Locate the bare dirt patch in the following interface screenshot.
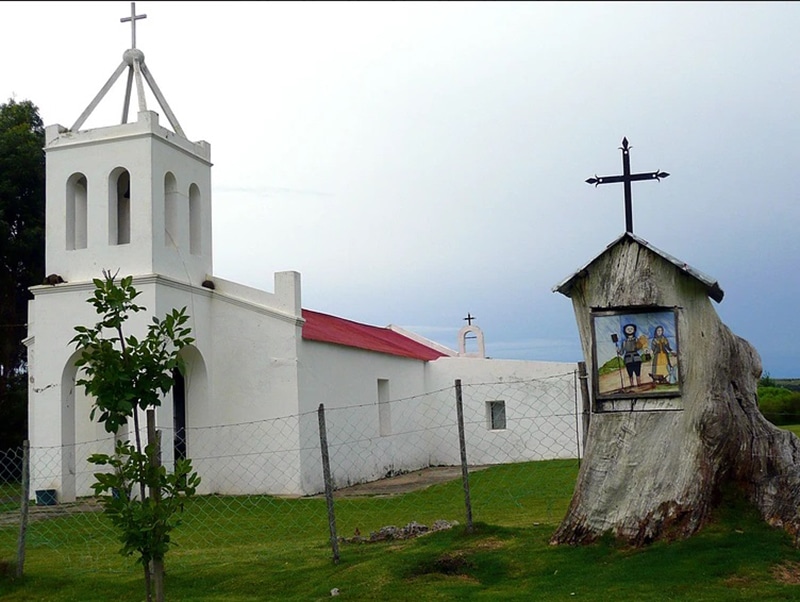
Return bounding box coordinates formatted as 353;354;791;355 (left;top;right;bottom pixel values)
474;537;507;551
772;561;800;584
329;465;488;498
0;497;102;527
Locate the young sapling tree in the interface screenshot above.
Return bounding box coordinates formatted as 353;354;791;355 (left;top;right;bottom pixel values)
71;270;200;602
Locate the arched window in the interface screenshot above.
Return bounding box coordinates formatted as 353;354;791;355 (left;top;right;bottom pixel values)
189;183;201;255
66;173;87;250
164;172;179;247
109;168;131;245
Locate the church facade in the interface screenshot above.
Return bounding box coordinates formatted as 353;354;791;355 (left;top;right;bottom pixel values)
25;11;578;501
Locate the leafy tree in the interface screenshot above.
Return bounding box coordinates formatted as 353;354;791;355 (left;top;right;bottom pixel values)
72;271;200;602
0;98;45;450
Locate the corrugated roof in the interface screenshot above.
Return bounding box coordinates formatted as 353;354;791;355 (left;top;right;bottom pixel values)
553;232;724;303
301;309;447;361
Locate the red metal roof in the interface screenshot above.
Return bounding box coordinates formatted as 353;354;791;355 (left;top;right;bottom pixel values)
301;309;446;361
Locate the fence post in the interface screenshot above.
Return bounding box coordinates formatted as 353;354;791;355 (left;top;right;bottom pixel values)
16;440;30;578
454;379;473;533
577;362;591;456
317;403;340;563
147;409;165;602
572;369;581;461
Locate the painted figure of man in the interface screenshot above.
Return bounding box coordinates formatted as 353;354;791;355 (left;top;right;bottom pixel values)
618;323;647;388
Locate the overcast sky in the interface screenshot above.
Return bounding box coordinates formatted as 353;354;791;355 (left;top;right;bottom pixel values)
3;1;799;377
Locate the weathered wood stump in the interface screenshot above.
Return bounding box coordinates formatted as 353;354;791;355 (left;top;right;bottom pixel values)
552;234;800;545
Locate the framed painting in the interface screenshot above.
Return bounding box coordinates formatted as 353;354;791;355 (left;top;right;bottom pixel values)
591;307;681;400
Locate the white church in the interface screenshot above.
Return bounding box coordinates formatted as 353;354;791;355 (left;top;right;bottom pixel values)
25;4;578;501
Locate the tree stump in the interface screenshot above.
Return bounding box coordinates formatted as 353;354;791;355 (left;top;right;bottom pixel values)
552;235;800;545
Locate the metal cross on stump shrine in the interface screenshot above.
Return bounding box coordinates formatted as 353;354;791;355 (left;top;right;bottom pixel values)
586;138;669;234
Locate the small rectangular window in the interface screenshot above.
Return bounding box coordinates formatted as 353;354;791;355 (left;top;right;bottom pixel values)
487;400;506;430
378;379;391;436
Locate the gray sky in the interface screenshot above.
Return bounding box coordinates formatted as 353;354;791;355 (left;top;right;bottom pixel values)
3;1;799;376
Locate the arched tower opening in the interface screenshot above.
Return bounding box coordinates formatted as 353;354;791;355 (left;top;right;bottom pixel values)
66;173;88;250
109;168;131;245
189;183;201;256
164;172;179;248
458;325;486;358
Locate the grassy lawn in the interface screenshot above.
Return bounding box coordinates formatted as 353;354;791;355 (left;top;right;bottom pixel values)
1;459;800;601
0;484;20;515
782;424;800;438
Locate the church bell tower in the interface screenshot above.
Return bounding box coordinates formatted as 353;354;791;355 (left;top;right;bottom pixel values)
27;3;215;503
43;2;212;286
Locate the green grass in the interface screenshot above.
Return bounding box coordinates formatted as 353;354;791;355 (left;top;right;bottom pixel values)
2;460;800;601
782;424;800;438
0;484;20;514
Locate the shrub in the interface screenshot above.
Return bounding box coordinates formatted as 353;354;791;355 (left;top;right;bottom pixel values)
757;386;800;426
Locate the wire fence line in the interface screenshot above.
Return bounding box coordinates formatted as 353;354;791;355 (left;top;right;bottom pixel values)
1;370;585;574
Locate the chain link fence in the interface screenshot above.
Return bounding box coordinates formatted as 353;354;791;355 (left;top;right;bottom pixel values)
1;371;584;574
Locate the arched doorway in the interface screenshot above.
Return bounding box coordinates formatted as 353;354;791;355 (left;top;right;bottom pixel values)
172;367;187;463
60;353;117;501
169;345;208;470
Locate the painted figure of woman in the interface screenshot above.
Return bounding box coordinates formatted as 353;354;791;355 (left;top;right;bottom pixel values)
649;325;673;384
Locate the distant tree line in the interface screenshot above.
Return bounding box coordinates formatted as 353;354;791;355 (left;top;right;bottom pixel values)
758;374;800;426
0;97;45;450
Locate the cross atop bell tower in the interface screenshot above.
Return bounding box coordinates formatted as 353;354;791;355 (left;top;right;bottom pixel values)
120;2;147;49
70;1;184;136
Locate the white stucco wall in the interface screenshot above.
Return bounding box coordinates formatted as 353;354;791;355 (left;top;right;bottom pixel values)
425;358;581;466
293;343;581;495
150;273;306;496
297;340;431;493
28;280;159;500
28;271;310;499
